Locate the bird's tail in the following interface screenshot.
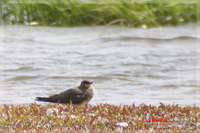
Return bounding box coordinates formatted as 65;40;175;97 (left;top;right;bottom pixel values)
35;97;54;102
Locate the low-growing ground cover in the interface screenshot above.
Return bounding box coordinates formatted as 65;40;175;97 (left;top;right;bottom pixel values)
0;103;199;132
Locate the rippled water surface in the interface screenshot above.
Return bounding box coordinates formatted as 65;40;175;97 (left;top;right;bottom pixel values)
0;24;199;106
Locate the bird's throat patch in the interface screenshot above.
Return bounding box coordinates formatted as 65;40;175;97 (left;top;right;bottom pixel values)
85;84;91;88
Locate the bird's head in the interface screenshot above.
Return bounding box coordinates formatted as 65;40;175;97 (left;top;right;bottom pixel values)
81;80;93;88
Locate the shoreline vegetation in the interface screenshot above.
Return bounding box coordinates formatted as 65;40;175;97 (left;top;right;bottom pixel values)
0;103;199;132
1;0;198;28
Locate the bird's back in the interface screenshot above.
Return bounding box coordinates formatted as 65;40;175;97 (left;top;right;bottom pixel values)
51;87;87;104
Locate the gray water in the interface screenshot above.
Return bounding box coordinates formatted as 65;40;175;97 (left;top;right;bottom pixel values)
0;24;199;106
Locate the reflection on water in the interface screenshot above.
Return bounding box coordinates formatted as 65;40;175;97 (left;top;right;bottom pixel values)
0;24;199;106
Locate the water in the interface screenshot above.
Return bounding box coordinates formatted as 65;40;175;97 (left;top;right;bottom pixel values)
0;24;199;106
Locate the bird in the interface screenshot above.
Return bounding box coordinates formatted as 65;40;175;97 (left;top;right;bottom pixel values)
35;80;95;106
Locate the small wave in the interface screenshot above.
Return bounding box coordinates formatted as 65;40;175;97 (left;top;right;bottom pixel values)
100;35;197;42
4;67;44;72
7;76;39;81
48;76;68;79
48;76;111;80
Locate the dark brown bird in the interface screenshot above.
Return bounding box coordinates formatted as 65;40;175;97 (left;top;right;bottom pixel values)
35;80;95;106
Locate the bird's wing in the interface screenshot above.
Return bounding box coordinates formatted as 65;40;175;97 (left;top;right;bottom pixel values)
50;88;88;104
